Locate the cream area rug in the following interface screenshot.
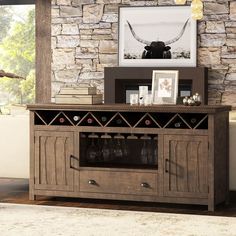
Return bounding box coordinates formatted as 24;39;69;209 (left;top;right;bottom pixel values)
0;203;236;236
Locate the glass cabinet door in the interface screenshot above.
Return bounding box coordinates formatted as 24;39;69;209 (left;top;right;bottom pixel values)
79;132;158;170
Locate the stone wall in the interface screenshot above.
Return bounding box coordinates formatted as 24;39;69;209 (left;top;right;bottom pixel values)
51;0;236;107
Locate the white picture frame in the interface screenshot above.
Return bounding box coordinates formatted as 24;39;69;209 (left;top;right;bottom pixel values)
152;70;179;104
118;6;196;67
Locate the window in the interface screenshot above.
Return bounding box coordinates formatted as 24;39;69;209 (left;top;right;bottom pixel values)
0;1;35;115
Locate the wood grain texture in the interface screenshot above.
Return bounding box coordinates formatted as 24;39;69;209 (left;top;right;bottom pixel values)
34;131;74;191
79;170;158;196
35;0;51;103
163;135;208;199
29;105;230;211
27;104;231;114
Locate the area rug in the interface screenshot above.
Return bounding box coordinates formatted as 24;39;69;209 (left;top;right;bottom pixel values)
0;203;235;236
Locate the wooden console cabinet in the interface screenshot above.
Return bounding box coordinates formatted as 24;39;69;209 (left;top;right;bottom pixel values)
27;104;231;211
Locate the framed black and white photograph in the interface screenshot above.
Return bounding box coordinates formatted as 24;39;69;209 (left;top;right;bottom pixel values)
152;70;179;104
119;6;196;67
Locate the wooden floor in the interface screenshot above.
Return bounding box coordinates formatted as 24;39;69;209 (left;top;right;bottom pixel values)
1;178;236;216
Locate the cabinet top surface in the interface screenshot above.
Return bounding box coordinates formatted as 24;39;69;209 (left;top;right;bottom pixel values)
27;103;231;113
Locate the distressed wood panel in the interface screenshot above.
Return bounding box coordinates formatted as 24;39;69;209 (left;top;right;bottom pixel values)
80;170;157;196
35;131;74;191
164;135;208;198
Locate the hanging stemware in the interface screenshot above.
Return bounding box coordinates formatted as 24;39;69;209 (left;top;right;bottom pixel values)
86;133;99;163
101;133;112;162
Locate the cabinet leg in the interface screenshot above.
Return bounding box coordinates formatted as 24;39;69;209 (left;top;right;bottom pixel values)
29;193;36;201
208;204;215;212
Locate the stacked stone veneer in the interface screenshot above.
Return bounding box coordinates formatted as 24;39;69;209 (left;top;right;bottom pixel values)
51;0;236;107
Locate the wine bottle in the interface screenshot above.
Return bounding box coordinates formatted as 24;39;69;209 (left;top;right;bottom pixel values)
87;118;94;124
190;118;197;124
59;117;65;123
144;119;151;126
116;119;122;125
174;122;181;128
101;116;107;122
73;115;81;122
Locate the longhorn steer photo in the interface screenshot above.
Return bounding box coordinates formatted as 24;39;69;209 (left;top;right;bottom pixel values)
126;18;190;59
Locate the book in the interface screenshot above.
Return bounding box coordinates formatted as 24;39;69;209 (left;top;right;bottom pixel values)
59;86;97;95
55;94;103;104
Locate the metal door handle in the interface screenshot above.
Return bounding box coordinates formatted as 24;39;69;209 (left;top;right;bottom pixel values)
140;182;149;188
165;159;169;173
88;179;96;185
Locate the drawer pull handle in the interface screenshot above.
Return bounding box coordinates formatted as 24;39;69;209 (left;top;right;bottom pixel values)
88;180;96;185
140;182;149;188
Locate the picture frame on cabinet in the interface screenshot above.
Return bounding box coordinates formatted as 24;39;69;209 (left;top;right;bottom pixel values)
118;6;196;67
152;70;179;104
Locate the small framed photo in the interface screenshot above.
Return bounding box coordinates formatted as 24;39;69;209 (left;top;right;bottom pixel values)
152;70;179;104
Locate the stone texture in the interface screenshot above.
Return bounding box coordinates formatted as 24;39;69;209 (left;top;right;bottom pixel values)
57;0;72;5
204;3;229;15
62;24;79;35
55;69;80;82
92;34;113;40
225;73;236;82
99;54;117;64
52;8;60;17
51;0;236;107
226;27;236;34
101;14;118;23
80;29;93;35
80;35;92;40
222;91;236;106
51;24;62;36
57;35;80;48
79;72;104;80
52;49;75;67
205;21;225;33
158;0;173;5
93;29;111;34
72;0;95;5
221;46;236;59
60;6;82;17
198;21;206;34
230;1;236;20
52;16;82;24
203;14;229;21
83;4;104;23
198;48;221;66
200;34;226;47
226;38;236;47
80;40;99;48
225;22;236;27
99;40;118;54
104;4;119;13
96;0;121;3
76;48;98;59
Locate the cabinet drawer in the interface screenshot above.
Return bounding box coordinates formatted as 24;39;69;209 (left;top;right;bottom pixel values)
79;170;157;195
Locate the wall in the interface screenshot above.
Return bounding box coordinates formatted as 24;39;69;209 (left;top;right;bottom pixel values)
51;0;236;107
0;115;29;178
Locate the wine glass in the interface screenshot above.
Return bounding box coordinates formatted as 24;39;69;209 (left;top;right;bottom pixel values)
114;133;124;163
140;134;151;164
86;133;99;163
101;133;112;162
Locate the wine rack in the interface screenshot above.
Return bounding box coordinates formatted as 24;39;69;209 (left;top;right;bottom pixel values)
34;110;208;130
28;103;231;211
